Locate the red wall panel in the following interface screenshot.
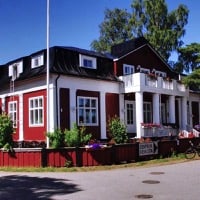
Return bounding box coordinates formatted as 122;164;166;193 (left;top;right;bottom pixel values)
23;90;46;141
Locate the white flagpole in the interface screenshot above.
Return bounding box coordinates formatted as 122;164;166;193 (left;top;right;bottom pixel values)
46;0;50;148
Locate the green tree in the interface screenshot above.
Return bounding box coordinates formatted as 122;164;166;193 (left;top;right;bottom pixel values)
131;0;188;60
91;0;189;61
174;43;200;73
182;69;200;89
90;8;133;52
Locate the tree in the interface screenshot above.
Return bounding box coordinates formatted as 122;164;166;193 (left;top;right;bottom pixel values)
174;43;200;73
90;8;133;52
130;0;188;60
182;68;200;89
91;0;189;61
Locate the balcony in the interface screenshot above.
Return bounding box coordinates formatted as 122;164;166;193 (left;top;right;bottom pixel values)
119;73;188;96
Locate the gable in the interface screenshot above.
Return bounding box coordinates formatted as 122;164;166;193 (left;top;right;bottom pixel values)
115;45;176;78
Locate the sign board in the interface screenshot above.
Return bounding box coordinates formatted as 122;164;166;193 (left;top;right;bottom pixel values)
139;141;158;156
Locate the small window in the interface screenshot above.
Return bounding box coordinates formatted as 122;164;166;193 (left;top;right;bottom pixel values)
31;54;44;68
155;70;166;77
8;101;17;128
123;64;135;75
140;68;150;74
77;96;98;126
79;54;97;69
29;96;44;126
9;61;23;80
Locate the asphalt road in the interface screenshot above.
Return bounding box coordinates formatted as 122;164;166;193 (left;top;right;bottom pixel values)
0;160;200;200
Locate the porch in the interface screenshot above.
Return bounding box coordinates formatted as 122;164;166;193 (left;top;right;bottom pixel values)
120;73;189;138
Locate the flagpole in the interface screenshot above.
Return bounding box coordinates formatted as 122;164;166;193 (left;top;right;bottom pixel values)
46;0;50;148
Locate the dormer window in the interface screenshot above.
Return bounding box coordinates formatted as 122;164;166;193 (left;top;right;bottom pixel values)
79;54;97;69
9;61;23;81
31;53;44;68
123;64;135;75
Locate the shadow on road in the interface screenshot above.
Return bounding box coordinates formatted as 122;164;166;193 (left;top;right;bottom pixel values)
0;174;81;199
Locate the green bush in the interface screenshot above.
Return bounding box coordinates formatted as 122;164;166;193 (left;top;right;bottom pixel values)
0;113;14;151
47;129;65;148
65;123;92;147
108;116;128;144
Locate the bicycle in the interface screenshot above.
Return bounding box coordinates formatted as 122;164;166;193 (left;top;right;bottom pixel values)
185;140;200;159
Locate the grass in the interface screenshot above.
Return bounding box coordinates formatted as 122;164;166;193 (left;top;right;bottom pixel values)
0;153;199;173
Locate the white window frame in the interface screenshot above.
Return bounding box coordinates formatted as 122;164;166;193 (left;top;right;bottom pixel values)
9;61;23;80
143;102;152;123
123;64;135;75
8;101;17;128
31;53;44;68
155;70;166;77
79;54;97;69
29;96;44;127
140;67;150;74
77;96;98;126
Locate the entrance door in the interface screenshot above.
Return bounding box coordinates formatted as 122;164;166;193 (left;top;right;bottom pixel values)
125;101;136;133
60;88;70;131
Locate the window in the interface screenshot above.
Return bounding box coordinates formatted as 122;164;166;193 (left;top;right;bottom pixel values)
8;101;17;128
9;61;23;80
29;96;44;126
123;64;135;75
143;102;152;123
31;54;44;68
155;70;166;77
77;96;98;126
126;103;134;124
140;68;150;74
79;54;97;69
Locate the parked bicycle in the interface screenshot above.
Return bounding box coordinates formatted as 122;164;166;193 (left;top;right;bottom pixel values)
185;140;200;159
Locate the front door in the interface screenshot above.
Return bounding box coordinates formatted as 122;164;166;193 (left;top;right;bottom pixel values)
125;101;136;133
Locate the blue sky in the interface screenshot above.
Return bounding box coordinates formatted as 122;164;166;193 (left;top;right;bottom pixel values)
0;0;199;64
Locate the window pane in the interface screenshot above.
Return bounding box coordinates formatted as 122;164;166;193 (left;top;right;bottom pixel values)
86;109;90;123
39;98;43;107
38;109;42;123
91;99;96;107
92;109;97;123
85;99;90;107
79;109;84;123
79;98;84;107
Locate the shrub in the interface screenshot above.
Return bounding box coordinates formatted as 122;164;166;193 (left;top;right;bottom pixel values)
65;123;92;147
108;116;128;144
46;129;65;148
0;113;14;151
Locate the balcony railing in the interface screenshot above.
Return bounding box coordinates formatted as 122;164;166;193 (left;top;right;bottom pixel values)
119;73;188;95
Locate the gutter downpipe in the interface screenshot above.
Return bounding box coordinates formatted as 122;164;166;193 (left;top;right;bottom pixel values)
55;74;61;128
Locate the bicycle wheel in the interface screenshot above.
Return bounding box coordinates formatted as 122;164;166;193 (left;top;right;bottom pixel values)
185;148;196;159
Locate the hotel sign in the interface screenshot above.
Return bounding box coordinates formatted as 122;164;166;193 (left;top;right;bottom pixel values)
139;142;158;156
